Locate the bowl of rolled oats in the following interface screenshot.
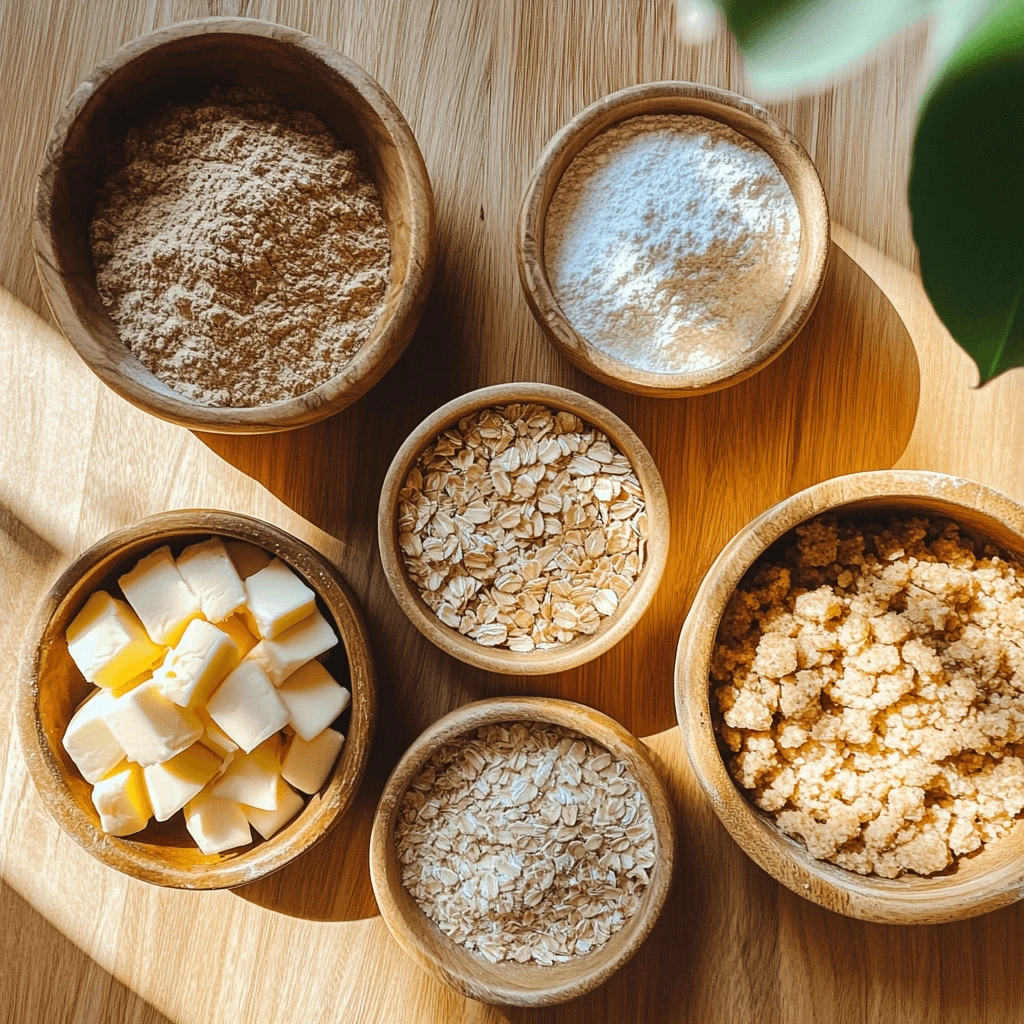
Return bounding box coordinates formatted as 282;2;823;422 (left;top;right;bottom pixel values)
676;470;1024;924
377;383;669;674
368;696;674;1006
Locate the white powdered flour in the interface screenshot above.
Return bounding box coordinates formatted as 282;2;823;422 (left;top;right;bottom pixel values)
544;114;802;375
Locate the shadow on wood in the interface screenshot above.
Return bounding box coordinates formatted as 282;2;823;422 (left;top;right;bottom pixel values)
201;242;920;750
0;880;173;1023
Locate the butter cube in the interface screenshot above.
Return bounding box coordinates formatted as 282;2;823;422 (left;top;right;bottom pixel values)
143;743;222;822
281;728;344;794
278;661;351;741
62;688;125;783
244;558;317;639
243;779;304;839
66;591;163;690
184;791;252;855
197;707;238;760
245;610;338;686
211;742;280;810
154;618;239;708
225;540;272;580
206;661;289;753
176;538;247;623
92;763;151;836
219;614;259;658
104;678;203;766
119;546;201;645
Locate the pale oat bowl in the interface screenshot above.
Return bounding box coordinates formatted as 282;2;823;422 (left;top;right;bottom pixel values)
378;383;670;675
368;697;675;1006
676;470;1024;924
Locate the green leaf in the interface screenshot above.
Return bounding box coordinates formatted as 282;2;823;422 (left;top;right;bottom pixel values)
716;0;935;91
909;0;1024;383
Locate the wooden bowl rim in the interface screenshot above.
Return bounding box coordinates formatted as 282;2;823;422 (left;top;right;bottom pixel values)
368;696;675;1006
32;16;436;434
376;382;670;675
517;80;831;398
17;509;377;889
674;469;1024;923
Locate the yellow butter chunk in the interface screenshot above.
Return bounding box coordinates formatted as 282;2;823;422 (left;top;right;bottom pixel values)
243;558;317;639
119;545;202;645
244;778;304;840
143;743;222;822
154;618;239;708
184;791;252;856
103;678;203;767
211;740;282;810
281;728;344;795
92;762;151;836
225;540;272;580
176;537;247;623
244;609;338;686
278;660;351;741
65;591;163;690
219;613;259;658
206;660;289;753
62;688;125;783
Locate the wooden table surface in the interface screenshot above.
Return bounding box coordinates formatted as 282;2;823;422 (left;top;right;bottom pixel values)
3;3;1024;1022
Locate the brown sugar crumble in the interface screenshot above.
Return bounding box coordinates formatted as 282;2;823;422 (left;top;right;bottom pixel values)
712;515;1024;878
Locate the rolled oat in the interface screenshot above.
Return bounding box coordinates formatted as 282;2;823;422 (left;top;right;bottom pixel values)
397;404;647;651
395;721;656;964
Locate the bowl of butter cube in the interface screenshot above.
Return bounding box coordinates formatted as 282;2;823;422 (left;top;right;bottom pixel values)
18;510;376;888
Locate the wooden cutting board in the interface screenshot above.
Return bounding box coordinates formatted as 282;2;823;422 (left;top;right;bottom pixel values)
2;3;1024;1023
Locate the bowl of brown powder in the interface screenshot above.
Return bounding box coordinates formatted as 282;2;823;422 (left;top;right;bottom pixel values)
377;382;670;675
369;696;674;1006
676;470;1024;924
518;82;829;398
33;17;435;433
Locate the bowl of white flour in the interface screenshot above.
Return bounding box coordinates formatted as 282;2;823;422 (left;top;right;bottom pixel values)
518;82;829;398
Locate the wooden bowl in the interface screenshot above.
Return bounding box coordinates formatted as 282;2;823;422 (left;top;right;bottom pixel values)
377;382;670;675
517;82;830;398
369;696;675;1006
17;510;376;888
675;469;1024;924
32;17;435;434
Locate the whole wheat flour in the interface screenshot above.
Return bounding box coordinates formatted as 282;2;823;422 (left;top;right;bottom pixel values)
544;114;801;375
89;87;390;407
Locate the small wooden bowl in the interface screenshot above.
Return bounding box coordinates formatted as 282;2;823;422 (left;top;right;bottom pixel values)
33;17;435;434
369;696;675;1006
518;82;830;398
675;470;1024;924
17;510;376;889
377;382;670;675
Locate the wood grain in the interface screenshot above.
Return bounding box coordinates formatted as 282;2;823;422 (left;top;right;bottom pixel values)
0;2;1023;1023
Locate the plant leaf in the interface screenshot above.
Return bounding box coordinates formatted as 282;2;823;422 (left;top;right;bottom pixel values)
909;0;1024;383
716;0;935;91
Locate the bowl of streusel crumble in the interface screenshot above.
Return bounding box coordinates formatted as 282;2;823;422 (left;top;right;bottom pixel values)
676;470;1024;923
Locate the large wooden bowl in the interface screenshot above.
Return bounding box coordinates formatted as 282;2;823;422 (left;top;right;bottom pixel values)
369;696;675;1006
518;82;830;398
675;470;1024;923
18;510;376;888
377;382;670;675
33;17;435;434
